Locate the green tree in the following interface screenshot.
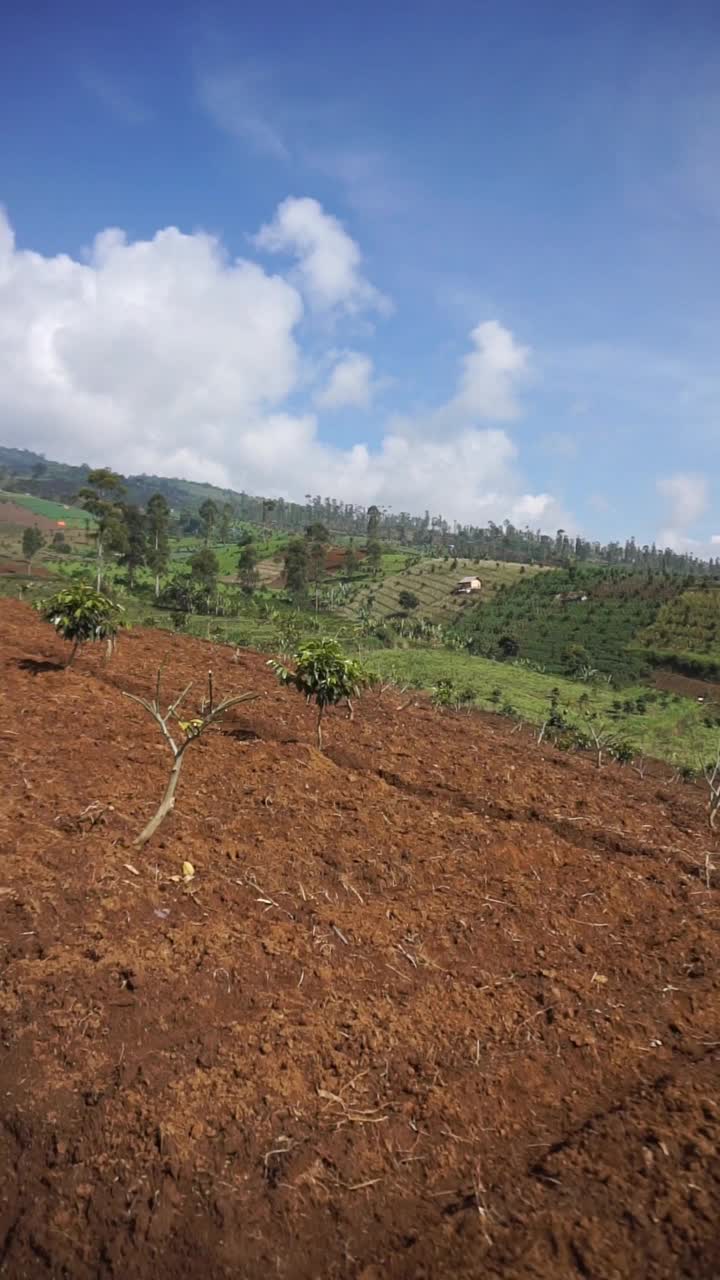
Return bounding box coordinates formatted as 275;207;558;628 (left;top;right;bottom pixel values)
367;504;381;538
118;504;147;588
77;467;127;590
284;538;309;595
366;538;382;574
497;634;519;659
40;584;124;666
562;643;591;676
190;546;219;590
305;523;330;602
344;541;359;576
199;498;219;544
146;493;170;598
237;541;259;593
305;521;330;543
398;589;419;611
22;525;46;568
219;502;234;542
269;638;371;749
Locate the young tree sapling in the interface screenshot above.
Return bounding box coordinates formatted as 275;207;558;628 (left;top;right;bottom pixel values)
123;668;258;847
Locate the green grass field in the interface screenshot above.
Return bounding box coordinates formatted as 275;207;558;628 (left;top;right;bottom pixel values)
362;647;718;771
338;558;545;624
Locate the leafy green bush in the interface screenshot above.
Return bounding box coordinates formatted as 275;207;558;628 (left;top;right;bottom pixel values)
269;638;372;748
398;589;420;611
39;584;124;666
432;678;476;710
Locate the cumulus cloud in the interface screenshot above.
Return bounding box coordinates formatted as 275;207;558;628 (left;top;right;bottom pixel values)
254;197;390;314
315;352;375;410
451;321;529;421
656;472;707;550
0;203;560;527
657;472;708;527
656;472;714;556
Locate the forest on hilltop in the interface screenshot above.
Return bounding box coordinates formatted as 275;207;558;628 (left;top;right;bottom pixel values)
1;443;717;575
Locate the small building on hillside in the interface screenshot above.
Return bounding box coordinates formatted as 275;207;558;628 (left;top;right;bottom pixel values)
454;575;482;595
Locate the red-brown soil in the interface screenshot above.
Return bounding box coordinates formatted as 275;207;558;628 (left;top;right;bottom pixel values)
652;670;720;705
0;558;51;577
0;502;60;532
325;547;366;573
1;599;718;1279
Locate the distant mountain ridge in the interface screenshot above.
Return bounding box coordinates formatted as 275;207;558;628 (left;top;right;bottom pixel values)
0;445;245;513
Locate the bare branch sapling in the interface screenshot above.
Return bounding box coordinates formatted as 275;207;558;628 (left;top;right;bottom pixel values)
124;667;258;847
701;737;720;831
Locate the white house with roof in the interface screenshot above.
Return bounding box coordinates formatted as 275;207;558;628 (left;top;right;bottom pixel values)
453;575;482;595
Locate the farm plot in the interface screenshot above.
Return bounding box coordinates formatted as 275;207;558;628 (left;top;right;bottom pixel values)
1;597;718;1280
338;558;542;624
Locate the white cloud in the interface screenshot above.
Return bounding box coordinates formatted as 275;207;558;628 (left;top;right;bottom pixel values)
657;529;700;553
315;352;375;410
451;321;529;421
657;472;708;526
254;197;390;314
387;319;530;442
0;203;561;528
656;472;715;557
196;69;288;159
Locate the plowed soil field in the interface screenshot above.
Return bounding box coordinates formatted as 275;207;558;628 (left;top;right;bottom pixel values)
0;502;59;532
0;599;718;1279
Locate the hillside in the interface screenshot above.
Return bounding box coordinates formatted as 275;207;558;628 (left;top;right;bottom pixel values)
2;444;717;574
453;566;719;683
0;488;93;528
1;598;719;1279
635;586;720;677
363;647;719;770
0;445;246;519
337;558;544;625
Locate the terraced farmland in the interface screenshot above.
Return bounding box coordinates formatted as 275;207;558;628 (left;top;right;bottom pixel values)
337;558;546;623
0;489;93;527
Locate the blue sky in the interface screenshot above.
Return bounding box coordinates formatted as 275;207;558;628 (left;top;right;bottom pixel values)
1;0;718;550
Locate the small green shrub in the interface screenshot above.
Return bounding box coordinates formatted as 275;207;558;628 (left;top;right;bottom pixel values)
39;584;124;666
269;638;372;749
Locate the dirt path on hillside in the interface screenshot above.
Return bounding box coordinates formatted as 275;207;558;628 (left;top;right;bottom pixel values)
1;599;718;1278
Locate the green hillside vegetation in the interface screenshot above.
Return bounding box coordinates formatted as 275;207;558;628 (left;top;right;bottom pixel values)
337;558;543;624
3;445;719;576
633;587;720;677
364;647;719;772
452;566;712;684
